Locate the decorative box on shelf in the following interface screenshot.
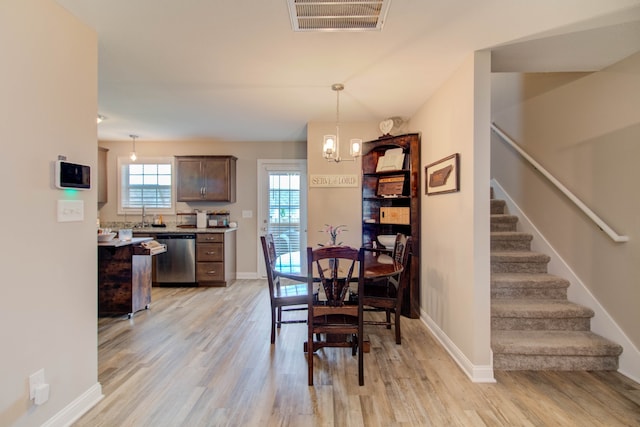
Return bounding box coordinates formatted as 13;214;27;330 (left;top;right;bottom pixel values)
377;175;405;196
380;207;410;225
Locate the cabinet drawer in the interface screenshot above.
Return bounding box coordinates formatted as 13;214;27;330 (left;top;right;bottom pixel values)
197;262;224;282
196;233;224;243
197;243;223;261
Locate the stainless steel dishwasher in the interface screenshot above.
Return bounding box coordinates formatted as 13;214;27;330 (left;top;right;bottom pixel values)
154;233;196;284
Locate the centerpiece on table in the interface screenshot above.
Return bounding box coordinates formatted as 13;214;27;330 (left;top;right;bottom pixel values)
318;224;347;247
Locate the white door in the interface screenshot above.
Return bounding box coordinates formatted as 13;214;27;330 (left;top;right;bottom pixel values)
257;160;307;277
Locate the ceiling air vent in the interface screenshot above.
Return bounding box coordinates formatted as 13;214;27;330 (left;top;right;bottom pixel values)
287;0;392;32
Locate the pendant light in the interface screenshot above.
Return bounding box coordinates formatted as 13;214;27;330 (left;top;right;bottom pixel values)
322;83;362;163
129;134;138;161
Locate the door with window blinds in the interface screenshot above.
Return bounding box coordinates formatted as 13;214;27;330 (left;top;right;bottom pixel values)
258;160;307;278
267;172;302;274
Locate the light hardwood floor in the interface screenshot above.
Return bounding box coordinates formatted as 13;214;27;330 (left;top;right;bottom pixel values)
75;280;640;426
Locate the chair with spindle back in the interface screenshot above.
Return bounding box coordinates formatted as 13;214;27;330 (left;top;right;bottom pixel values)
362;234;411;344
306;245;365;386
260;234;308;344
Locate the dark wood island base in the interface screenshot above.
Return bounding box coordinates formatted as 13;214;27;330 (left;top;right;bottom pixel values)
98;237;164;318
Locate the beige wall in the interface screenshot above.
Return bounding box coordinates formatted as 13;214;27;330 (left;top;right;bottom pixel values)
306;122;379;250
410;52;493;376
491;52;640;349
98;139;306;275
0;1;99;426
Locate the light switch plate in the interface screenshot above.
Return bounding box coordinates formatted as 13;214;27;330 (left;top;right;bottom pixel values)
242;210;253;218
57;200;84;222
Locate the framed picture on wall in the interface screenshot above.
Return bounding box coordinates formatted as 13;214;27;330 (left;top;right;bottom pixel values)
425;153;460;195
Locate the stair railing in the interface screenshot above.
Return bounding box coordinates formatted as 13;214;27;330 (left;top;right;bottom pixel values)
491;122;629;243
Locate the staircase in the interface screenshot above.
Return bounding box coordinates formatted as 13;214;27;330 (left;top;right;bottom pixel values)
490;191;623;370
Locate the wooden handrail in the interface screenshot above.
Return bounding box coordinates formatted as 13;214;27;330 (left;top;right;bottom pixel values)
491;123;629;243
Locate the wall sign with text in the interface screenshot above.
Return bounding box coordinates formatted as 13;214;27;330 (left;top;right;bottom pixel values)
309;174;359;187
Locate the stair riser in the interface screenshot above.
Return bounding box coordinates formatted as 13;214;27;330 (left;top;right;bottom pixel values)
491;288;567;299
491;223;517;232
493;354;619;371
491;240;531;251
491;262;548;274
491;201;506;214
492;317;591;331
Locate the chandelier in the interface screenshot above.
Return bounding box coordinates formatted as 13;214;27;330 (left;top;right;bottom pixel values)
322;83;362;163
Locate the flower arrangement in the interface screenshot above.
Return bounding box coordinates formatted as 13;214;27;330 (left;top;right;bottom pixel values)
319;224;348;246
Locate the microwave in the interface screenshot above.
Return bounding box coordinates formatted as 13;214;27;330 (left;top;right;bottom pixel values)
55;160;91;190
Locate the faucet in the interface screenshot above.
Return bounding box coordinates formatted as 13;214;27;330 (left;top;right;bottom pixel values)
140;205;147;227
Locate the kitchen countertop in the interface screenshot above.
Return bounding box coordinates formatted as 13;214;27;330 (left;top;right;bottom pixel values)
130;226;238;234
98;237;152;247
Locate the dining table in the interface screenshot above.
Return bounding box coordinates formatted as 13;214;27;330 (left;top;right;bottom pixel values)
275;247;403;353
275;247;403;283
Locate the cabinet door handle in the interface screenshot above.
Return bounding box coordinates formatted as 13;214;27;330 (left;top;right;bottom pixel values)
207;270;217;274
206;251;217;255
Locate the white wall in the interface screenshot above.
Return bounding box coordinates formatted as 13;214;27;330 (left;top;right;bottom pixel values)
0;1;101;426
410;52;493;381
306;121;379;249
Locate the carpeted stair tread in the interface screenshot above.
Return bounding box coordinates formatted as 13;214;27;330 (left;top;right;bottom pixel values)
492;299;594;318
492;330;623;356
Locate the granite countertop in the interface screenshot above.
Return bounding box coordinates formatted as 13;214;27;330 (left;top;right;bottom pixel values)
98;237;152;247
129;226;238;234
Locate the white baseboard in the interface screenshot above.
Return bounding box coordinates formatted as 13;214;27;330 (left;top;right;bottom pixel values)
236;272;260;280
42;382;103;427
420;309;496;383
491;179;640;383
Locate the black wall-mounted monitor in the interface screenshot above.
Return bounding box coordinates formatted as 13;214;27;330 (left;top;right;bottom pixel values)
55;160;91;190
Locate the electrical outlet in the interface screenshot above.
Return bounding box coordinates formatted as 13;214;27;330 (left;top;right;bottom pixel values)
29;369;45;400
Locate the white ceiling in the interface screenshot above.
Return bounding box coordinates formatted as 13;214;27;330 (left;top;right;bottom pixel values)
56;0;640;143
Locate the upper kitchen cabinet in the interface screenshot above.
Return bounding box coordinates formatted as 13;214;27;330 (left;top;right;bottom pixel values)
176;156;237;202
98;147;108;203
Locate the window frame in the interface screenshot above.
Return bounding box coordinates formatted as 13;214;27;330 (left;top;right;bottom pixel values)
117;156;176;215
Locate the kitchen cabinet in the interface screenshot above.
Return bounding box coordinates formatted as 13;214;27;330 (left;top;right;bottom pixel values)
196;230;237;286
98;147;108;203
176;156;237;202
361;133;420;318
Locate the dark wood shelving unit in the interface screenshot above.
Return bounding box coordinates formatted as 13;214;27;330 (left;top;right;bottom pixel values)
361;133;421;318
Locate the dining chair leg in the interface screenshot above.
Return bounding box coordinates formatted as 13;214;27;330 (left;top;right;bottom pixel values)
395;310;401;345
271;307;277;344
277;307;282;328
386;309;392;329
358;332;364;386
308;330;314;386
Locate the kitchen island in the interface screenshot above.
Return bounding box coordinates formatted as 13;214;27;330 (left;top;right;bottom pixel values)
98;237;166;318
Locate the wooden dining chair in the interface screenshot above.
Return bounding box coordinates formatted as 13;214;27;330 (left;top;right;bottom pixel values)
306;245;365;386
362;234;412;344
260;234;308;344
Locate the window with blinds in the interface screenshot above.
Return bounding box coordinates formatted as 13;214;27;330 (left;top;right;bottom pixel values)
268;173;301;273
118;157;174;214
